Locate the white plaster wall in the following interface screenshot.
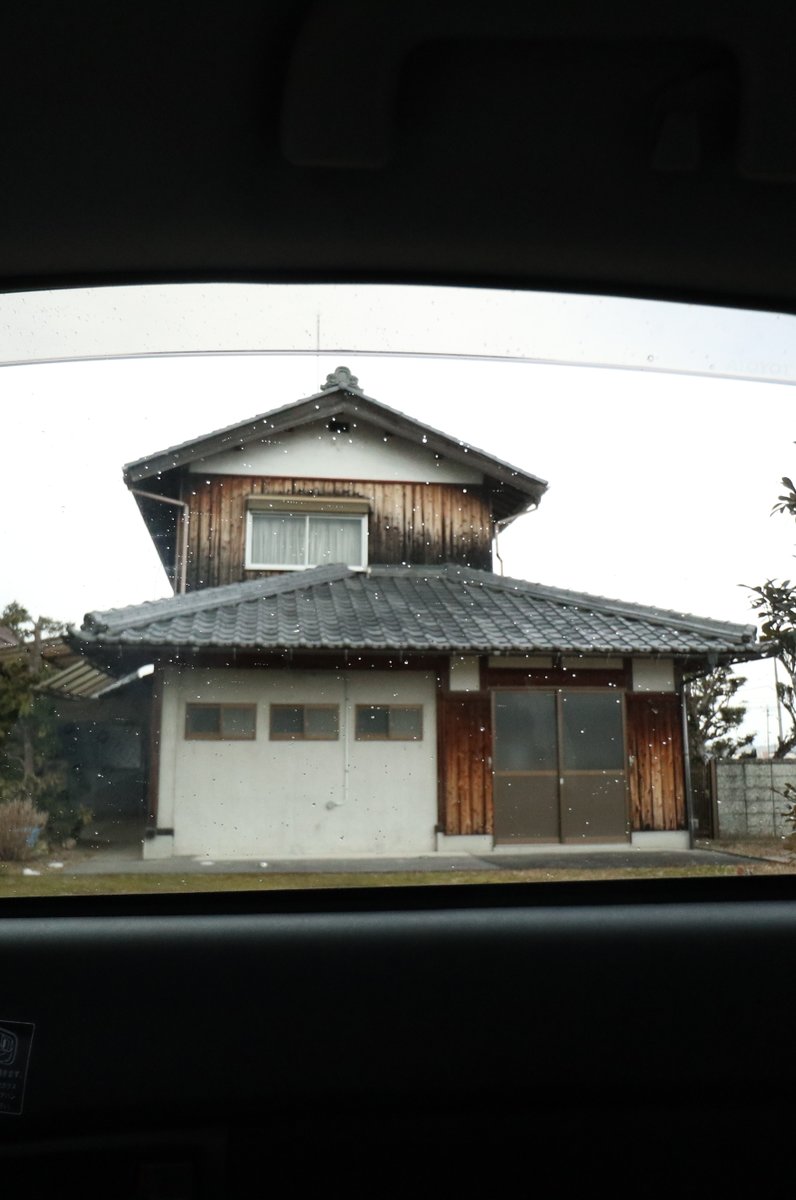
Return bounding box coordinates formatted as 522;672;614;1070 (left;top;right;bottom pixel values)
156;674;180;832
342;672;438;854
449;655;481;691
188;419;484;484
157;667;437;858
631;658;675;692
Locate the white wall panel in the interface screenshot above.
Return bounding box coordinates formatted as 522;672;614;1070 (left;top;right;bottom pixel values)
189;419;484;484
156;667;437;857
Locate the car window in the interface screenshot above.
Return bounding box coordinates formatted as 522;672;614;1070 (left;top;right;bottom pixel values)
1;283;795;898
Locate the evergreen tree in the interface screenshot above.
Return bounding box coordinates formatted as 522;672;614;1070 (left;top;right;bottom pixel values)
744;464;796;758
685;666;754;762
746;579;796;758
0;601;67;808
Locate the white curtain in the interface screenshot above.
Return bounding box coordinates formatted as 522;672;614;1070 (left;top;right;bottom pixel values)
250;514;306;565
307;517;362;566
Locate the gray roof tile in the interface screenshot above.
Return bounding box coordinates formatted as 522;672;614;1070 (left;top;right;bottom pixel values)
73;565;761;662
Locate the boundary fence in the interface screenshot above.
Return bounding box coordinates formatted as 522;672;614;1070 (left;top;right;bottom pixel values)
713;760;796;838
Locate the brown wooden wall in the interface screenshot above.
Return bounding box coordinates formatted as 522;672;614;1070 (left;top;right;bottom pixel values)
181;473;493;590
438;687;686;839
626;692;686;832
437;694;493;835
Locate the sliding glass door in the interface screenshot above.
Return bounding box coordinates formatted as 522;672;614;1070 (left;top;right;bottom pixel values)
493;690;628;843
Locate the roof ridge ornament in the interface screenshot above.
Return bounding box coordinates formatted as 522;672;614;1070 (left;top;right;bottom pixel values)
321;365;362;393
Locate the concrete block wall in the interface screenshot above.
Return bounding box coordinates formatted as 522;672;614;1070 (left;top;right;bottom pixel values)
715;761;796;838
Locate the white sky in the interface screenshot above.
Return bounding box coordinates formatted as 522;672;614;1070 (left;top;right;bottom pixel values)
1;284;794;751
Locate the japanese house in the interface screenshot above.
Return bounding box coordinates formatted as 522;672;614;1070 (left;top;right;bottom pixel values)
72;367;761;859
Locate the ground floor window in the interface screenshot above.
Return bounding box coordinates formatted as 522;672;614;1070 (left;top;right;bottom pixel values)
185;703;257;740
355;705;423;741
269;704;340;740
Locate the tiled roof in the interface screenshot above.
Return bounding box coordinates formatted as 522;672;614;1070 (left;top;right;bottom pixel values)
73;565;761;662
0;634;80;668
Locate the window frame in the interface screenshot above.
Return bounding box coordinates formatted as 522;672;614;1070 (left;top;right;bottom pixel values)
269;703;341;741
245;507;368;571
184;702;257;741
354;704;424;742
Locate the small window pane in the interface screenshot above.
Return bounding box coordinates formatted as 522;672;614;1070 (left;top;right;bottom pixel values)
494;692;557;771
561;693;624;771
305;707;339;739
250;513;306;565
271;706;304;737
185;705;220;736
356;706;390;738
389;707;423;740
307;516;363;566
220;706;256;738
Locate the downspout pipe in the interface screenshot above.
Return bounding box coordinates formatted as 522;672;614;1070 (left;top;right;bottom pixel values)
131;489;190;595
493;505;538;576
680;676;697;848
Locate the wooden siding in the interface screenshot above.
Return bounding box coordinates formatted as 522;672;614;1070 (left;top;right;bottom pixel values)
438;694;493;835
626;692;686;832
439;685;686;840
181;474;493;589
483;666;630;690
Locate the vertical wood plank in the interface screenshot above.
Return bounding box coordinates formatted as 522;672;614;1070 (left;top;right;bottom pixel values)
626;693;687;832
438;694;492;836
183;473;495;587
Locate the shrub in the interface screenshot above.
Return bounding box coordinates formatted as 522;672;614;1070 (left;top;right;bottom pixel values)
780;781;796;833
0;772;90;848
44;798;92;846
0;797;48;862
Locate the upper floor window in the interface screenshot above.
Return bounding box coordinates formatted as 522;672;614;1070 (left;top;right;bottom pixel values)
245;498;368;570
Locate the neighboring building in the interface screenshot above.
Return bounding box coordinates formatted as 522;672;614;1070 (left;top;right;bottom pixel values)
0;627;149;845
73;367;761;859
42;665;152;846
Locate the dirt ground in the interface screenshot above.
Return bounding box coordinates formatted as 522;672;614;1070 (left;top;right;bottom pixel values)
695;836;796;872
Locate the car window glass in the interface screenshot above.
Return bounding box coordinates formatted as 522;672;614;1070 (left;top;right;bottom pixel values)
1;284;795;897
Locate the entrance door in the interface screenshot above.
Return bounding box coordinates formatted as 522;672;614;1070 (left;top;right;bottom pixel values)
493;689;628;843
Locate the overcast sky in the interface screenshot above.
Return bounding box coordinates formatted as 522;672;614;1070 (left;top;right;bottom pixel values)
1;284;794;750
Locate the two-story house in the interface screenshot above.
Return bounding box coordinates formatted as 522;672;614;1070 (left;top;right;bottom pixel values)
73;367;761;860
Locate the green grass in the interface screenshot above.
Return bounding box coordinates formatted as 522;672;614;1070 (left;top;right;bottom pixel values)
0;861;755;898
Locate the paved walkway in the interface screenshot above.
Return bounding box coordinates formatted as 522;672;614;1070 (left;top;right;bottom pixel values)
62;845;755;875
